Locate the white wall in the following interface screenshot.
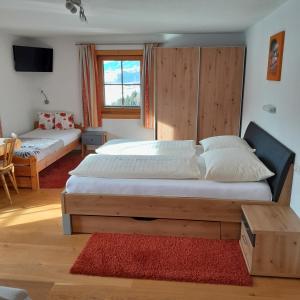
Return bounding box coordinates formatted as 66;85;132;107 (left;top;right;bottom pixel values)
242;0;300;215
33;37;82;124
0;32;38;136
0;34;82;136
101;119;154;140
66;32;245;46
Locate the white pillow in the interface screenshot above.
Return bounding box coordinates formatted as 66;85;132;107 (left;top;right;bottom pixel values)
70;154;202;179
200;135;254;152
201;148;274;182
96;140;196;157
54;112;75;130
38;112;55;130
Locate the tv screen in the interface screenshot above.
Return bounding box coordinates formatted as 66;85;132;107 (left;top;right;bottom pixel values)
13;45;53;72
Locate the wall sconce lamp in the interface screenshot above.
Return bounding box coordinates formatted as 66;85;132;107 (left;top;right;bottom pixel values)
41;90;50;105
263;104;277;114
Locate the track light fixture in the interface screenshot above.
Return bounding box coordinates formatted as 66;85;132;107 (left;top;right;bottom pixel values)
66;0;87;22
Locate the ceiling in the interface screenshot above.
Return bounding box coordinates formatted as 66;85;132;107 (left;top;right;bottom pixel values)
0;0;287;36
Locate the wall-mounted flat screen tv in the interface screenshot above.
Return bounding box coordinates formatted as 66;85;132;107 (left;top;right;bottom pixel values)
13;45;53;72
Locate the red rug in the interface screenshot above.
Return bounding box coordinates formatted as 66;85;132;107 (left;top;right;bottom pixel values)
70;233;252;286
39;151;83;188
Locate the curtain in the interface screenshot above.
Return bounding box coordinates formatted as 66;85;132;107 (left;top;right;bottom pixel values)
79;44;102;128
141;43;158;129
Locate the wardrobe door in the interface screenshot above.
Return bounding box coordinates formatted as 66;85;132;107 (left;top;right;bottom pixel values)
155;48;200;140
198;47;245;140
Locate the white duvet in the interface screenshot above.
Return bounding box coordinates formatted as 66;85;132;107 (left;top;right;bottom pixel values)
20;128;81;146
70;154;202;179
95;139;196;156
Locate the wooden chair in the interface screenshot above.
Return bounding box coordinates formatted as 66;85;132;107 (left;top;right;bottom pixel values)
0;138;19;204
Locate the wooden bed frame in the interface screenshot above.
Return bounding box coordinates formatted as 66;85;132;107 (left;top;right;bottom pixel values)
61;122;296;240
61;164;293;239
13;123;82;190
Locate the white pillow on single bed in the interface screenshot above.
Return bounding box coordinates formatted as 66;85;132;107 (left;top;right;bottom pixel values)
54;112;75;130
38;112;55;130
200;135;254;153
201;148;274;182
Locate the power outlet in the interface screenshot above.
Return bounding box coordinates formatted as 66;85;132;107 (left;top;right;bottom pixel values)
294;165;300;172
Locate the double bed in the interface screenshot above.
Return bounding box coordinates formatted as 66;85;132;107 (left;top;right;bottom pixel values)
13;124;82;189
61;122;295;239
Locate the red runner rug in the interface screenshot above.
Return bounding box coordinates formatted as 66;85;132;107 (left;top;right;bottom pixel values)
70;233;252;286
39;151;83;188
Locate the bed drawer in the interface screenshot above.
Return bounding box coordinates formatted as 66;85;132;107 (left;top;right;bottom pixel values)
71;215;221;239
220;222;241;240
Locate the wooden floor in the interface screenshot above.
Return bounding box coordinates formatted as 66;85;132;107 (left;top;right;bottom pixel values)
0;189;299;300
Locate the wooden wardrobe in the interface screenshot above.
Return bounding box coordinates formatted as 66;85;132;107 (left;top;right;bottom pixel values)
154;47;245;140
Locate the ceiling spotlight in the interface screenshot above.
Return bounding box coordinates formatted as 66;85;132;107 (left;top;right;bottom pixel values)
65;1;73;10
70;5;77;14
66;0;87;22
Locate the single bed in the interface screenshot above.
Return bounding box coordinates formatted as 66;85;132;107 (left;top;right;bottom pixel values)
61;122;295;239
13;124;82;189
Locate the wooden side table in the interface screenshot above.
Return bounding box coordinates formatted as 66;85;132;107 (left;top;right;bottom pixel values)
240;205;300;278
81;130;107;157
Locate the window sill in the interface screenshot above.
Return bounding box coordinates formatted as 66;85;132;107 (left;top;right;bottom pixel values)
102;108;141;120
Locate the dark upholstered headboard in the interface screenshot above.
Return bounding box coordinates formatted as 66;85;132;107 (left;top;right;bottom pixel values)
243;122;295;202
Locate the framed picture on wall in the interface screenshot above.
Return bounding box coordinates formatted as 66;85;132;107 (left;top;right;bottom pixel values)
267;31;285;81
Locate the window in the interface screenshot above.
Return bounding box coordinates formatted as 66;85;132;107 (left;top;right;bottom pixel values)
103;60;141;107
97;50;143;119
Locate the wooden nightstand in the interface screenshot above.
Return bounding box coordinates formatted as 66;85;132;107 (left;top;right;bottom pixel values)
240;205;300;278
81;130;107;156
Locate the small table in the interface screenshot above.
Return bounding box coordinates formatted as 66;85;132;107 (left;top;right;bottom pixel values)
240;205;300;278
81;130;107;156
0;138;22;156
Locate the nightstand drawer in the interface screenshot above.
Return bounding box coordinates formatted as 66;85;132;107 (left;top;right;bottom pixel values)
242;212;256;247
82;134;106;146
240;222;253;271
